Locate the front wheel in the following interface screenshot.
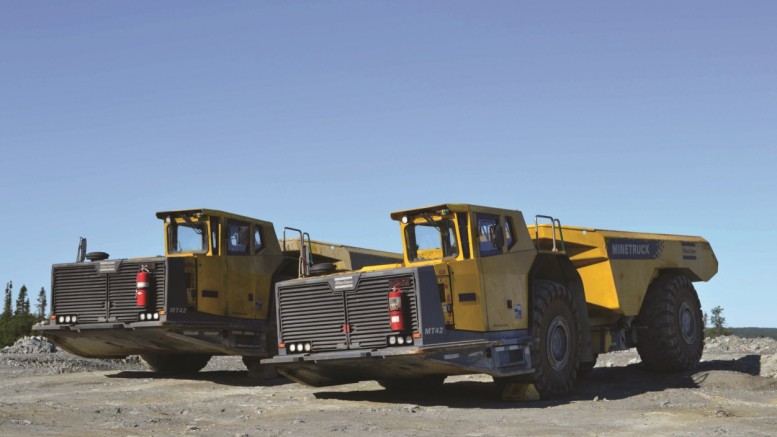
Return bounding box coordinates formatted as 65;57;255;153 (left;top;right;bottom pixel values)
530;280;582;399
636;274;703;371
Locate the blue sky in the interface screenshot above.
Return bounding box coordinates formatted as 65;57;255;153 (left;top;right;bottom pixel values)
1;2;775;327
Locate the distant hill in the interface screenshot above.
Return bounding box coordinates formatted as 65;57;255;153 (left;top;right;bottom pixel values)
717;327;777;340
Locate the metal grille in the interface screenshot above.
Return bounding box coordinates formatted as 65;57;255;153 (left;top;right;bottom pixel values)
346;274;418;349
276;272;418;352
52;259;166;324
277;281;347;352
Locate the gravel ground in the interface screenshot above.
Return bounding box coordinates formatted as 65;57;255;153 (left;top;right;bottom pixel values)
1;336;777;436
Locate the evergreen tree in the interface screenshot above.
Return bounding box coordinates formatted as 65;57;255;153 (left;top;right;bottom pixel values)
15;284;28;316
37;287;47;319
2;281;12;319
710;306;729;337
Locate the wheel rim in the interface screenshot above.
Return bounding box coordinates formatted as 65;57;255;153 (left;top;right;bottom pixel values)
546;316;570;371
679;302;697;344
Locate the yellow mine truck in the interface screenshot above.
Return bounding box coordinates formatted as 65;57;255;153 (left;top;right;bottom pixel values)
264;203;717;399
34;209;401;375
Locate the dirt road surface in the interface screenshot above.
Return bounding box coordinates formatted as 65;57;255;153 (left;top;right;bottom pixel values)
2;336;777;436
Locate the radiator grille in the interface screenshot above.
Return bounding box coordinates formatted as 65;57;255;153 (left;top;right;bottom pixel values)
277;281;347;351
345;274;418;349
276;272;418;352
52;260;166;324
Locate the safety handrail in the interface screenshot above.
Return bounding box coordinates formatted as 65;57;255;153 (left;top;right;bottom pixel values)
534;215;566;253
283;227;312;277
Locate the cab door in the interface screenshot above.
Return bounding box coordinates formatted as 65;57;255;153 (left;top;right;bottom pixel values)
476;213;531;331
225;219;255;319
196;217;227;316
447;212;488;332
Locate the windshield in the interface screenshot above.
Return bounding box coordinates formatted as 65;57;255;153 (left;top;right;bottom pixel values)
169;221;208;254
405;217;459;262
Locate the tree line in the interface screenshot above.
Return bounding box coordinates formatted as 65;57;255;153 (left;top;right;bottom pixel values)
1;281;47;347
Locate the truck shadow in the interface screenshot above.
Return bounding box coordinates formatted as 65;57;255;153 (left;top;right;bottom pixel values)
107;370;294;388
313;355;764;409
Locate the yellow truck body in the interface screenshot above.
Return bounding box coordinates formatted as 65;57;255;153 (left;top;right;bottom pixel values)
266;203;718;399
35;209;401;375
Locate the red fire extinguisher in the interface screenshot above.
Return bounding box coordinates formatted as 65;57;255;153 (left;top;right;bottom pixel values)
136;268;151;307
388;285;405;331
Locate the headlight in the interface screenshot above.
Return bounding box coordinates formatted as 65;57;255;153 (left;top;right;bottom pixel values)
153;313;160;320
139;313;146;321
289;343;296;352
58;316;65;324
304;343;311;352
71;315;78;323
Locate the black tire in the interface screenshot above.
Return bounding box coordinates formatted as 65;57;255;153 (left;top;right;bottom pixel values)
378;375;446;391
530;280;582;399
636;274;703;372
85;251;110;261
309;263;336;276
140;354;211;374
578;354;598;378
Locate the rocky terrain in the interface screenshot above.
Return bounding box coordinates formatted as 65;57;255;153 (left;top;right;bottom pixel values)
1;335;777;436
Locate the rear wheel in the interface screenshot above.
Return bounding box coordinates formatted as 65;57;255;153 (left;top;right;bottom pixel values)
140;354;211;374
636;274;703;371
378;375;446;391
530;280;582;399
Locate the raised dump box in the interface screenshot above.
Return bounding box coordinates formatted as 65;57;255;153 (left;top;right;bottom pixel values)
534;225;718;318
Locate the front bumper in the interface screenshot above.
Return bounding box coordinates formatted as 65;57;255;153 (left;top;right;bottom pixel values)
34;320;268;358
263;340;533;387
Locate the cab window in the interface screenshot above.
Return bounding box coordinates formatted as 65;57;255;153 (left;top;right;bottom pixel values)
406;218;459;262
169;221;207;254
477;213;502;257
227;220;250;255
253;226;264;254
504;216;516;250
210;217;220;255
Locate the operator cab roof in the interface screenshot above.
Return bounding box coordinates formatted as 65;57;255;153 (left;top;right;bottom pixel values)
389;203;521;221
155;209;272;226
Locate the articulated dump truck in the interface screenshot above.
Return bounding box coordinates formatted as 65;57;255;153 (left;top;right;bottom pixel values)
34;209;401;375
264;204;717;399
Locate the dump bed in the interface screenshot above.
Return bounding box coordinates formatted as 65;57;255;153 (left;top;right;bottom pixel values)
534;225;718;317
282;239;403;271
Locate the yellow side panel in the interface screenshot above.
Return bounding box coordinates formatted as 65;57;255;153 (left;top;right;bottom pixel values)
226;254;282;320
535;225;718;318
250;254;282;321
226;256;254;318
481;251;533;331
449;259;487;331
196;255;226;316
576;261;620;313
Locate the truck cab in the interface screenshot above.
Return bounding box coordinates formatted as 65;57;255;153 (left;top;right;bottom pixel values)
390;204;539;333
158;209;285;321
